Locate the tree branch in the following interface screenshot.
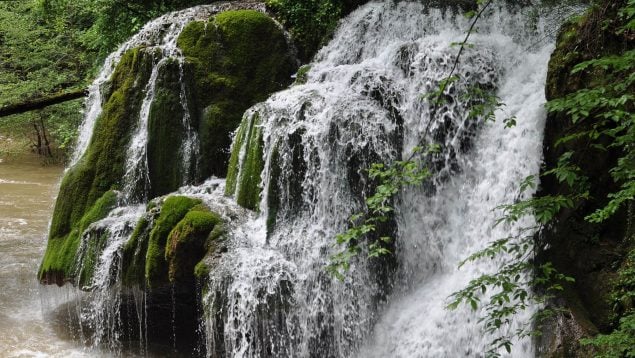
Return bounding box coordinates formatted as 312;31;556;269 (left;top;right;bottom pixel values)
0;89;87;118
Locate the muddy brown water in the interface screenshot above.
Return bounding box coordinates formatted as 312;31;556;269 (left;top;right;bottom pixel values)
0;154;94;357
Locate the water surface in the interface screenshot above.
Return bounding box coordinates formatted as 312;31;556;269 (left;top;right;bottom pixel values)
0;155;89;357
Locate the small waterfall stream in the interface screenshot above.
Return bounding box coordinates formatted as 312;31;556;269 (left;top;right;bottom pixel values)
44;1;577;356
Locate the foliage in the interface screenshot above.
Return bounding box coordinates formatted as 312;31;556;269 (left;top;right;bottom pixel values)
581;247;635;357
0;0;88;160
1;0;209;160
327;153;434;280
37;0;207;61
452;0;635;355
265;0;345;61
581;313;635;357
329;0;634;355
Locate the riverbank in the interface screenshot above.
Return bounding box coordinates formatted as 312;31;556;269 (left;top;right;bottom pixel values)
0;132;67;164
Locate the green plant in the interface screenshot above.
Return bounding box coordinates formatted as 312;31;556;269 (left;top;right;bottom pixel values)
328;0;499;279
265;0;344;60
329;0;635;355
451;0;635;355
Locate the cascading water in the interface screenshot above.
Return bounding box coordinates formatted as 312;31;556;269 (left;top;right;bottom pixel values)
205;1;572;357
51;1;269;354
44;0;578;356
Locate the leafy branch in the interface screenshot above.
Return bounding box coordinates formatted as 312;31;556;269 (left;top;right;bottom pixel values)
327;0;496;279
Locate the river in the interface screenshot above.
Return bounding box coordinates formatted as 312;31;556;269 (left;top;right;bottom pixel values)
0;154;91;357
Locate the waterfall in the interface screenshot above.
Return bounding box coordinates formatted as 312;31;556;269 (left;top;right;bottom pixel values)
211;1;566;357
71;4;214;168
47;0;577;356
55;2;269;353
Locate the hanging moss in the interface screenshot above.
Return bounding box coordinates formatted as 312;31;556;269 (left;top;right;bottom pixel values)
121;216;152;287
39;190;118;284
41;9;297;288
177;9;296;179
225;112;264;211
49;48;154;240
147;58;191;198
225;112;248;196
39;47;155;285
165;205;222;284
145;195;201;288
121;199;225;288
76;231;110;289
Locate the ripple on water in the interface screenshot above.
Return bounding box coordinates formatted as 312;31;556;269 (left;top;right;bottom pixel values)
0;156;90;356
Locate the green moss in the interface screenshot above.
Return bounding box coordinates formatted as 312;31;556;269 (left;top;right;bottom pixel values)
294;65;311;85
79;190;118;230
121;216;151;286
41;9;297;286
40;47;155;284
147;58;194;198
145;195;201;288
194;261;210;279
266;142;282;235
39;190;118;283
177;9;296;179
76;231;109;288
165;205;221;284
225;112;264;211
225;113;249;195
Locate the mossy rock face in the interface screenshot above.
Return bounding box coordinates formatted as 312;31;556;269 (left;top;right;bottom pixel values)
144;195;201;288
122;215;153;287
539;0;635;355
177;9;297;179
41;9;296;287
39;47;155;285
165;205;223;284
39;190;119;285
147;59;191;199
121;196;225;289
225;111;264;211
49;48;153;240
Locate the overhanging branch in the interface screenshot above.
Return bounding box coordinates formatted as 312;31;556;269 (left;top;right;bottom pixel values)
0;89;88;118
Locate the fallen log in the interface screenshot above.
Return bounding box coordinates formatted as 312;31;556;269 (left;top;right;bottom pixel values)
0;89;88;118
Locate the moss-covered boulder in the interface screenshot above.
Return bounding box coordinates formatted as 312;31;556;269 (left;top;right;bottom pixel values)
38;46;156;284
165;204;223;284
40;8;296;286
40;190;120;285
121;196;225;289
177;9;297;179
145;196;201;288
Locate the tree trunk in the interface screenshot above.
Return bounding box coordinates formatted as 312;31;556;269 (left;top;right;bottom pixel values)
0;89;88;118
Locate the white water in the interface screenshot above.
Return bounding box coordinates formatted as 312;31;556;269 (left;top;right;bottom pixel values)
71;1;266;170
48;0;579;356
208;1;570;357
51;1;268;354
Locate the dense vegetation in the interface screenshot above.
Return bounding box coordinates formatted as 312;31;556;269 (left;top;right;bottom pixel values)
0;0;363;160
0;0;210;160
